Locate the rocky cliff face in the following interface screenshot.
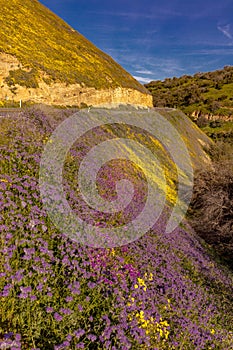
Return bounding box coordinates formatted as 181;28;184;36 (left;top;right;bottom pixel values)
0;53;152;107
191;110;233;122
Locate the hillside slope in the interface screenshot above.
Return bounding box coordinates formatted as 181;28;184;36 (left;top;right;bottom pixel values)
145;66;233;120
153;107;213;169
0;0;152;107
0;106;232;349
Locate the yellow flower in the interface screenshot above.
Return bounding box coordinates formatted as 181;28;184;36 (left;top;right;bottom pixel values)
137;277;147;291
0;179;9;183
134;284;139;289
210;329;215;334
127;295;135;307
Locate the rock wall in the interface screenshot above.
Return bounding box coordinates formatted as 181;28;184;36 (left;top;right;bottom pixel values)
191;110;233;122
0;53;153;107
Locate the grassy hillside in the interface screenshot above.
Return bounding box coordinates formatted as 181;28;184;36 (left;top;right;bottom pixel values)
152;108;213;171
0;0;147;92
198;120;233;142
145;66;233;117
1;106;233;349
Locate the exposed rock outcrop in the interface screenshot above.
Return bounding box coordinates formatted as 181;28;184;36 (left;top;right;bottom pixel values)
0;53;152;107
191;110;233;122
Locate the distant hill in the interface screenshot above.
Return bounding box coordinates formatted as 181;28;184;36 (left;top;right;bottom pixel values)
0;0;152;107
145;66;233;120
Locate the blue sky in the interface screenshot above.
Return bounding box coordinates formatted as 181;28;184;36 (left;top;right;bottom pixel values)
40;0;233;84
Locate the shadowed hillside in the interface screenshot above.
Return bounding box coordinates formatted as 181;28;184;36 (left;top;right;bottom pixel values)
188;141;233;269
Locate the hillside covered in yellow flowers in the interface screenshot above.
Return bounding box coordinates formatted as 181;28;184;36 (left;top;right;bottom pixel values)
0;0;152;107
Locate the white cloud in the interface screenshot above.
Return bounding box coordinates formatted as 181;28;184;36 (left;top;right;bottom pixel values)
135;69;154;75
133;75;152;84
217;24;232;40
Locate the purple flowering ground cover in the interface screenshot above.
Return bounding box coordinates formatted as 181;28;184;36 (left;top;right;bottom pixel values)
1;107;233;349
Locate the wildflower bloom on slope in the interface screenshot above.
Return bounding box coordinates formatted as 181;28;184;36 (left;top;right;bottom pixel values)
59;308;72;315
54;313;63;321
46;307;54;313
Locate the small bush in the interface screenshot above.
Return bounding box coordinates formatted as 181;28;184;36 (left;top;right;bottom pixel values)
4;68;39;89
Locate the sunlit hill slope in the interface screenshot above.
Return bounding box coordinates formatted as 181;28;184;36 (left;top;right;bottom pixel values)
0;0;152;107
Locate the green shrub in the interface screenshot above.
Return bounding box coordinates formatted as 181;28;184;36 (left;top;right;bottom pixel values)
4;68;39;89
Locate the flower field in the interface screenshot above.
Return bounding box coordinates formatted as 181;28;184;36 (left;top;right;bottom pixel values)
1;107;233;349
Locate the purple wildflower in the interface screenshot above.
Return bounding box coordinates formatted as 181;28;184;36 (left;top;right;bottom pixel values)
46;307;54;313
54;313;63;322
